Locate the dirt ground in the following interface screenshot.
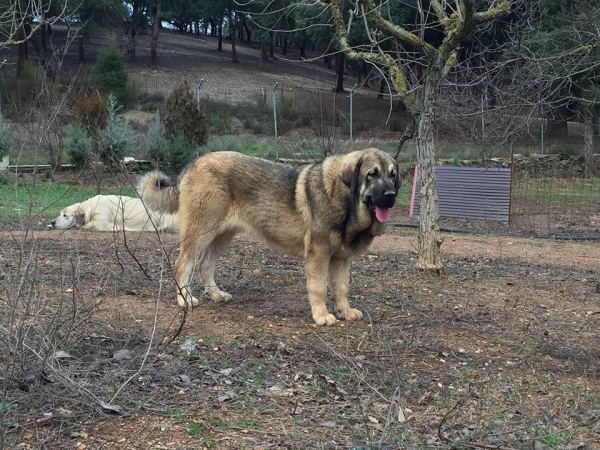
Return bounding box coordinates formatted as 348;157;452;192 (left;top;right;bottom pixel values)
1;224;599;449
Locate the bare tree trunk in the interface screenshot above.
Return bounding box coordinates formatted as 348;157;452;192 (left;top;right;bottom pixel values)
282;36;287;56
217;21;223;52
129;30;136;61
17;41;28;77
243;22;252;43
150;0;161;66
41;22;48;51
583;111;594;177
269;32;275;58
77;36;84;64
334;52;345;93
416;70;444;272
228;4;238;63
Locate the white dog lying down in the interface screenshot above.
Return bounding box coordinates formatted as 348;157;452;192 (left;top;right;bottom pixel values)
48;195;179;232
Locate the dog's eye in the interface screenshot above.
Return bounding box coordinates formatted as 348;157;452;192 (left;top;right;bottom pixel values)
368;169;380;179
390;170;396;178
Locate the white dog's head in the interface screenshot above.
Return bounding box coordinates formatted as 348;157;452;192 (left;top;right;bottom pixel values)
48;203;85;230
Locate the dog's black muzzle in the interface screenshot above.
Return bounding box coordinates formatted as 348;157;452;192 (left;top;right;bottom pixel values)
369;185;397;209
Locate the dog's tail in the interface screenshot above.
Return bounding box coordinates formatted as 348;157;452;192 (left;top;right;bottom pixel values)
137;170;179;214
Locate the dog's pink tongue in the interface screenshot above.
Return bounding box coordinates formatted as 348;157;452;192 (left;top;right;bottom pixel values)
375;207;391;223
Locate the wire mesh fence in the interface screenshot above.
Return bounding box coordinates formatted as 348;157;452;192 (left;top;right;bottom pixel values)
510;164;600;238
3;71;599;239
139;74;407;151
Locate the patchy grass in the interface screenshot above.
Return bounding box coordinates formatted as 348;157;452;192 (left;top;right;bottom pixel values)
0;175;137;221
513;177;600;204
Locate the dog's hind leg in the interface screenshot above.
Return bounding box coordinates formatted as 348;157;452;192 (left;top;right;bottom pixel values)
198;230;236;302
329;257;363;321
175;233;203;309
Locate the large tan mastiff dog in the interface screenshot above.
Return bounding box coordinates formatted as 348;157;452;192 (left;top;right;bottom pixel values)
138;148;399;325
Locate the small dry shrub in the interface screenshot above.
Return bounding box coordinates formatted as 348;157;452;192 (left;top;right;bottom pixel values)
74;89;108;138
164;80;208;148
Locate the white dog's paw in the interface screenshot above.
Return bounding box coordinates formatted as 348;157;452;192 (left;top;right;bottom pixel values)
207;288;232;302
313;312;338;326
339;308;363;321
177;292;200;309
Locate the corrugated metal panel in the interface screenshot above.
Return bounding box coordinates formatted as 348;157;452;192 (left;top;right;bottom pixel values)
411;166;511;223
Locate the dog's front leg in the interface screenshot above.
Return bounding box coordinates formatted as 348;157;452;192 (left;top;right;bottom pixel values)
329;257;363;321
305;246;336;326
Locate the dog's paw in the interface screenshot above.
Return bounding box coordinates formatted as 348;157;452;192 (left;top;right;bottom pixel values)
313;312;337;326
207;288;232;302
339;308;363;321
177;292;200;309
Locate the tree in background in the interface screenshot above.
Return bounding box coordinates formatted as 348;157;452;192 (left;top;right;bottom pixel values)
149;0;162;65
63;124;93;170
0;0;69;77
73;89;109;140
326;0;511;272
146;111;168;167
93;43;128;105
523;0;600;174
124;0;149;61
0;115;13;162
72;0;127;63
164;80;208;149
97;94;136;168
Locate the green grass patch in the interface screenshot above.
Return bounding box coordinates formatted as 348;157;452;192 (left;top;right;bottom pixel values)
513;177;600;204
185;421;205;436
321;366;352;382
0;179;136;221
166;409;187;420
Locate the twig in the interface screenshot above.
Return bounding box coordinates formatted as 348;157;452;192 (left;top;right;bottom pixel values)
108;252;164;404
437;399;518;450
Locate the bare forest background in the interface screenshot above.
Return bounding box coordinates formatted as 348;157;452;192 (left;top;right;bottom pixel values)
1;1;600;449
1;0;599;238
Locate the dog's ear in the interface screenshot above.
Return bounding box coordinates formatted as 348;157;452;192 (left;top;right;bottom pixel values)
394;164;401;191
340;157;363;194
74;212;85;227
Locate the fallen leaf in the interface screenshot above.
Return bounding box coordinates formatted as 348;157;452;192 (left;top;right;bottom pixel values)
179;339;197;353
113;349;132;361
100;400;122;414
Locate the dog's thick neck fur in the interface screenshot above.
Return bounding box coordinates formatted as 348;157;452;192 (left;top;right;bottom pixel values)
300;152;387;255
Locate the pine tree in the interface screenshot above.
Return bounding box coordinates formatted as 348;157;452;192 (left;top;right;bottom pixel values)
164;80;208;148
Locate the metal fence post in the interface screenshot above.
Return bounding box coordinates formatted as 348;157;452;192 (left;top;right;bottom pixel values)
0;60;6;117
272;82;279;139
197;79;204;103
539;104;545;154
349;83;357;141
